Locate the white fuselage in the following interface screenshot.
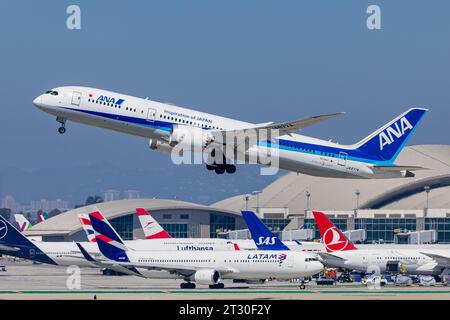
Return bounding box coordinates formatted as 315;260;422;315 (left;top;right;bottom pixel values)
322;248;450;275
33;86;403;179
129;250;323;280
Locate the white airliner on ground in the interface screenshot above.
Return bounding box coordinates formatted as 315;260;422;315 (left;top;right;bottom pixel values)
85;209;323;289
33;86;428;178
312;211;450;276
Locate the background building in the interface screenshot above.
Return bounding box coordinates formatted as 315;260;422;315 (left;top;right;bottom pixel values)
26;145;450;244
26;199;246;242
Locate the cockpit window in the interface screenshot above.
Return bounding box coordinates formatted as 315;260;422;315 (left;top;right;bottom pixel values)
50;91;59;96
45;90;53;94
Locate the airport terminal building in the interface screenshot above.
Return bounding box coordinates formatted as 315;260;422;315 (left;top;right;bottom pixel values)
26;145;450;244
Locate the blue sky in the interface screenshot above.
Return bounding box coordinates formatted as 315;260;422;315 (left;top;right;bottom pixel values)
0;1;449;203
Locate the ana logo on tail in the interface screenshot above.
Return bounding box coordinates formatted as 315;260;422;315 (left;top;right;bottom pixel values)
323;226;349;252
379;116;413;151
0;220;8;240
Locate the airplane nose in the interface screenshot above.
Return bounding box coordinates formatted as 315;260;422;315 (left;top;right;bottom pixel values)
33;95;42;107
311;261;324;274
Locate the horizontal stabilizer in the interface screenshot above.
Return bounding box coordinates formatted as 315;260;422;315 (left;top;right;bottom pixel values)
373;165;428;172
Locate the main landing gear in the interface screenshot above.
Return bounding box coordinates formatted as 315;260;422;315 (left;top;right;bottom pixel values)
206;164;236;175
57;118;66;134
209;283;225;289
299;280;306;290
180;282;196;289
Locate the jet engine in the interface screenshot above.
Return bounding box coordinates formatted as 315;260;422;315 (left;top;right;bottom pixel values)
193;269;221;285
168;126;214;151
149;139;172;153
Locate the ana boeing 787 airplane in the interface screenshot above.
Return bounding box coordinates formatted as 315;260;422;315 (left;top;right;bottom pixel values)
33;86;428;178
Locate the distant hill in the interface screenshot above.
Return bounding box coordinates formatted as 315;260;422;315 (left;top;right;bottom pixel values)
0;163;281;208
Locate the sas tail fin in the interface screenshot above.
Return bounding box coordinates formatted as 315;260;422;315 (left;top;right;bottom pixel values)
88;207;130;262
14;214;32;232
135;208;171;239
352;108;428;163
78;214;97;242
312;211;357;253
241;211;290;250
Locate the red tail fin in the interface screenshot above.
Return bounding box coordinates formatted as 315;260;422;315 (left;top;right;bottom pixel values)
312;211;357;253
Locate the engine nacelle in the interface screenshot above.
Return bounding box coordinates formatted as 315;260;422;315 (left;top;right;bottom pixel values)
149;139;172;153
193;269;221;285
169;126;214;151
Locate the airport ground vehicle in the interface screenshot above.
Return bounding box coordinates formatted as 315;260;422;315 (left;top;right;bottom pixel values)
316;276;335;285
337;272;353;283
418;275;436;286
33;86;427;178
362;274;388;286
0;265;6;272
394;275;414;286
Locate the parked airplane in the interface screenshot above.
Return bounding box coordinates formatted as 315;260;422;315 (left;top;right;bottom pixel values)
33;87;427;178
14;214;33;233
85;209;323;288
312;211;450;275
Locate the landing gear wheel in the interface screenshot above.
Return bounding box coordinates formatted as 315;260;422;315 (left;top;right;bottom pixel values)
300;281;306;290
209;283;225;289
58;126;66;134
225;165;236;174
206;164;216;171
215;167;226;174
180;282;196;289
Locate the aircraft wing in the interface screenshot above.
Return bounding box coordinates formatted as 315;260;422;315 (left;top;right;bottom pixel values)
211;112;345;146
373;165;428;172
0;244;20;252
318;252;347;261
104;260;237;277
419;252;450;267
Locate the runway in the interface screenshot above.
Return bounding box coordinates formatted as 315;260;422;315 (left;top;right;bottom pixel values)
1;260;449;300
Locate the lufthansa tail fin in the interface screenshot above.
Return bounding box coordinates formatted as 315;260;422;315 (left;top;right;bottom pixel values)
352;108;428;163
312;211;357;253
136;208;171;239
0;216;56;264
88;207;130;262
241;211;290;250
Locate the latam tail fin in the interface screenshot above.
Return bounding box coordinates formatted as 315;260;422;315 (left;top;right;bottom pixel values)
312;211;357;253
14;214;32;233
352;108;428;163
135;208;171;239
88;207;130;262
241;211;290;250
78;214;97;242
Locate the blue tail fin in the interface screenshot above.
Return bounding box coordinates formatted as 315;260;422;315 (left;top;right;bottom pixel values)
241;211;290;250
0;216;56;265
88;209;129;262
354;108;428;162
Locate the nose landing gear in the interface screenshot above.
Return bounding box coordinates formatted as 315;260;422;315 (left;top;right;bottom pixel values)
56;118;66;134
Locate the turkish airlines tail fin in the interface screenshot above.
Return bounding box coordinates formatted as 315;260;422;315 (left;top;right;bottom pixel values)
135;208;171;239
312;211;357;253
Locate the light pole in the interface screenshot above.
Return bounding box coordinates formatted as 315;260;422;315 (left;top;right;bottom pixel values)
306;191;311;212
355;190;360;218
424;185;430;217
244;194;250;211
252;190;262;215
